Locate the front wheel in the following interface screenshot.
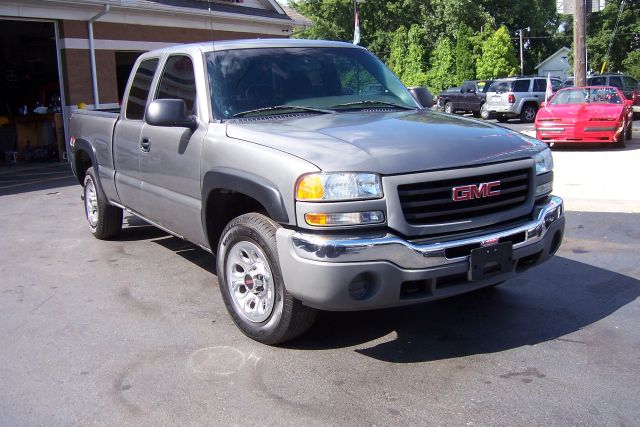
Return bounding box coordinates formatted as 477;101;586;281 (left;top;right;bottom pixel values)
216;213;317;345
616;124;627;148
83;167;122;239
626;121;632;141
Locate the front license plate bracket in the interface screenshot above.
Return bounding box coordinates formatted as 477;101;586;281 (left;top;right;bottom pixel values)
468;242;513;281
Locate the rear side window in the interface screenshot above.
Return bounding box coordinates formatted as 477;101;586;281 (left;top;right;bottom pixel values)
513;80;530;92
156;55;197;114
551;79;562;91
609;76;623;89
533;79;546;92
125;58;159;120
589;76;606;85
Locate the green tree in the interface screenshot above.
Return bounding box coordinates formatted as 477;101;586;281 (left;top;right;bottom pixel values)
425;38;457;92
388;25;429;87
476;26;519;79
455;25;476;83
622;50;640;78
586;0;640;75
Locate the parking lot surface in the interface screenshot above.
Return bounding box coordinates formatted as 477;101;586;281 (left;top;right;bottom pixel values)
1;122;639;425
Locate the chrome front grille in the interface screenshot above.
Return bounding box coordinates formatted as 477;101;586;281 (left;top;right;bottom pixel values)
397;167;531;226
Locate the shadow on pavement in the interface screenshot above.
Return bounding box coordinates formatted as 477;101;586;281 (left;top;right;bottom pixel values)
116;215;216;274
96;205;640;363
284;255;639;362
0;162;76;196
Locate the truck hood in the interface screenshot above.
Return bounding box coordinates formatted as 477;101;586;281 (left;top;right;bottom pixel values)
225;110;543;175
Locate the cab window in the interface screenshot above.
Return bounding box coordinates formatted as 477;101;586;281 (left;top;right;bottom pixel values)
125;58;159;120
608;76;624;89
155;55;197;114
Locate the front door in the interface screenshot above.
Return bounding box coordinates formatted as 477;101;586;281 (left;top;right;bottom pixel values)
138;54;207;246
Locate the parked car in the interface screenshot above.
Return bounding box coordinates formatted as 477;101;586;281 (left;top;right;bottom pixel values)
437;80;494;119
535;86;633;147
68;39;564;344
486;76;562;123
561;74;639;117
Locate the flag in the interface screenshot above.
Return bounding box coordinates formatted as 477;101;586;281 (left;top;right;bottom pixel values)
545;72;553;106
353;1;361;45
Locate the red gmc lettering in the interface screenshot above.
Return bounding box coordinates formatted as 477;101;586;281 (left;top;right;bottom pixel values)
452;181;501;201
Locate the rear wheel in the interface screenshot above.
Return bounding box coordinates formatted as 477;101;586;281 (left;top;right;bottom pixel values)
83;167;122;239
216;213;317;345
626;120;633;141
496;114;509;123
444;102;453;114
520;104;538;123
480;103;490;120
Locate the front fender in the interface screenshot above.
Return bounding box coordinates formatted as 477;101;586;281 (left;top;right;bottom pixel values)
202;167;289;226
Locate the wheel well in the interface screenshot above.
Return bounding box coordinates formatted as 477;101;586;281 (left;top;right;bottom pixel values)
523;101;538;110
74;149;92;185
205;189;268;252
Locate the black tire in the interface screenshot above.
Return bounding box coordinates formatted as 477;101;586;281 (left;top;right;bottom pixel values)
480;103;490;120
496;114;509;123
616;124;627;148
520;104;538;123
444;101;453;114
83;167;122;239
472;110;482;118
216;213;317;345
626;121;632;141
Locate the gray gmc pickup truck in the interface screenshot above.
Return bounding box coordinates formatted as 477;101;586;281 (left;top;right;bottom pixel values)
69;39;564;344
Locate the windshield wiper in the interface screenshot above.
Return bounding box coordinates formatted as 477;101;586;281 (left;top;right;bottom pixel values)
232;105;335;118
329;100;417;110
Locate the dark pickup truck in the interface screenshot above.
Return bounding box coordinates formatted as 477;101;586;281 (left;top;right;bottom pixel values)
438;80;493;119
69;40;563;344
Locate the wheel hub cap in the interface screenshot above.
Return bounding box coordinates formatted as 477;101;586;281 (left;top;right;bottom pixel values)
226;241;275;323
84;179;98;227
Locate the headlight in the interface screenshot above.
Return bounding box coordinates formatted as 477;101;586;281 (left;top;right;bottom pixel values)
533;148;554;175
296;173;383;201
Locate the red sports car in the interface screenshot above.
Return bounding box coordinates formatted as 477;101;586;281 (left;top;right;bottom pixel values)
535;86;634;147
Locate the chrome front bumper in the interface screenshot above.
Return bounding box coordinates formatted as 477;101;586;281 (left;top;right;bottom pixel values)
276;196;564;311
289;196;563;269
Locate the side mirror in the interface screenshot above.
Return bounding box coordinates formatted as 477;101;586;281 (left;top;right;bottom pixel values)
625;99;633;106
467;88;476;93
539;101;546;108
408;86;434;108
146;99;197;130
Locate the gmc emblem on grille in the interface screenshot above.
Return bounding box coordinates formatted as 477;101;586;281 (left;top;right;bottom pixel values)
452;181;501;201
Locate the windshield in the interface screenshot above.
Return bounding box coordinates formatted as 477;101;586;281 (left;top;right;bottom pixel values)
206;47;417;119
550;87;623;105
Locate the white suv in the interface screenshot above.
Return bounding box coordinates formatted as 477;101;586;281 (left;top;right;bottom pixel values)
486;77;562;123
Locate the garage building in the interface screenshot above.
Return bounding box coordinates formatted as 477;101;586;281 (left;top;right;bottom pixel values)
0;0;309;164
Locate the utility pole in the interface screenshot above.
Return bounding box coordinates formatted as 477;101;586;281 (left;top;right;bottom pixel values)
573;0;587;86
519;29;524;76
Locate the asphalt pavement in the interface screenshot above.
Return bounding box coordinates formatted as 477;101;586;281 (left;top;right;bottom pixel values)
1;125;639;425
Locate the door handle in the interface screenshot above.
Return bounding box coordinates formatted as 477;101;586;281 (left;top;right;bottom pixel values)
140;137;151;152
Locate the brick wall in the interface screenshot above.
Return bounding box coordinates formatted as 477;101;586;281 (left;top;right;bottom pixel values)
59;20;286;106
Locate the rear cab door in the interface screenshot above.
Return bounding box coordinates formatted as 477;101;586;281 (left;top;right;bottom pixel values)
113;57;160;212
